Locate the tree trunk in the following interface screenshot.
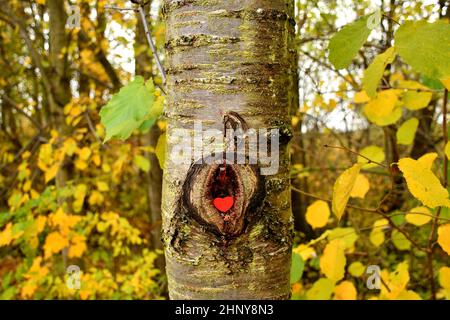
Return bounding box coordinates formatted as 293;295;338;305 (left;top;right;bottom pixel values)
162;0;295;299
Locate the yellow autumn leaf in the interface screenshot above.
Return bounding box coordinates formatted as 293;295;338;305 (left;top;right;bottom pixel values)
21;282;38;299
381;261;410;300
354;90;370;103
293;244;316;261
334;280;357;300
74;159;88;171
25;257;49;280
398;154;450;208
306;278;335;300
45;163;60;183
73;184;87;213
88;190;104;206
78;147;92;161
445;142;450;160
398;80;432;110
96;181;109;192
396;290;422;300
320;239;346;282
0;222;13;247
68;235;87;258
363;89;401;126
405;206;432;226
305;200;330;229
370;218;388;247
441;78;450;90
44;231;69;258
439;266;450;290
350;174;370;198
417;152;437;169
62;138;78;156
50;207;81;236
332;164;361;220
438;224;450;255
357;145;385;168
92;154;101;166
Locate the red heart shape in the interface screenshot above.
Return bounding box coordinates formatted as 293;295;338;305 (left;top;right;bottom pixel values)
213;196;234;213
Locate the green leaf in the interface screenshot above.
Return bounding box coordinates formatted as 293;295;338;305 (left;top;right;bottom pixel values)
363;47;397;98
397;118;419;145
99;76;156;142
0;286;16;300
155;132;166;170
328;15;372;70
133;155;151;173
290;252;305;284
138;95;165;133
395;20;450;80
391;230;411;251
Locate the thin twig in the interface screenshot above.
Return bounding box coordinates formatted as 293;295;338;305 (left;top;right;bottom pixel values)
105;6;138;12
104;2;167;85
324;144;388;168
137;5;167;84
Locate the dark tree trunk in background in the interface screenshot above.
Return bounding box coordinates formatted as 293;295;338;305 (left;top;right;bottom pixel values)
134;0;165;271
162;0;295;299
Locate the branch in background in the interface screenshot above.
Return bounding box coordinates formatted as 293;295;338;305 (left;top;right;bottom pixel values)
324;144;388;168
104;2;167;87
136;4;166;84
2;95;43;131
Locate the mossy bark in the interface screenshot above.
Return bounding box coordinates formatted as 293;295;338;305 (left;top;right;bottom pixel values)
162;0;296;300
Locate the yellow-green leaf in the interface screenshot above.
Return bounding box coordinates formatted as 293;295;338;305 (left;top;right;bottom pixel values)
155;132;166;170
438;224;450;255
363;47;397;98
328;15;373;70
332;164;362;220
398;81;432;110
405;206;432;226
445;142;450;160
134;155;150;173
370;218;388;247
391;230;411;251
306;278;335;300
396;118;419;145
348;261;365;277
328;227;358;250
320;239;346;282
398;154;450;208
